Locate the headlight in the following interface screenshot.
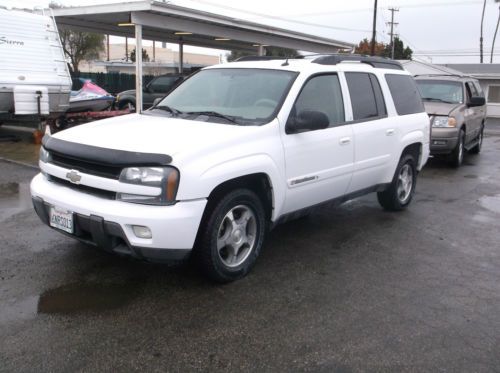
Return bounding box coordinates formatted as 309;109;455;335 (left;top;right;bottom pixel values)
39;147;51;177
39;146;50;163
117;167;179;205
432;116;457;128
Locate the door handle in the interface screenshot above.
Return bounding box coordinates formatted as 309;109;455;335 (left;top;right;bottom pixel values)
386;129;395;136
339;137;351;145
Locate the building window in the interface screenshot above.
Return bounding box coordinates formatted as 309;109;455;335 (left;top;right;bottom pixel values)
488;85;500;103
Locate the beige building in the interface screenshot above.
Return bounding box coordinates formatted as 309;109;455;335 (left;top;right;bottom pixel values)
80;43;220;75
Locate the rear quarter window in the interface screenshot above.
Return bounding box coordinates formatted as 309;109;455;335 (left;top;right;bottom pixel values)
385;74;425;115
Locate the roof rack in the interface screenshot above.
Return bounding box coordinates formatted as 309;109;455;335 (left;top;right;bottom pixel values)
310;54;404;70
235;55;290;62
413;73;468;78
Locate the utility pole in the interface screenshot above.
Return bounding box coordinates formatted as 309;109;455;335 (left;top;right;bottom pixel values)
480;0;486;63
370;0;378;56
387;7;399;59
492;4;500;63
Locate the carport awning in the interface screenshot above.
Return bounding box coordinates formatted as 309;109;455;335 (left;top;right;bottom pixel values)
49;0;354;53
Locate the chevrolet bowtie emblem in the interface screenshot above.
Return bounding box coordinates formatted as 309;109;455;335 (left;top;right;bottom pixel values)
66;170;82;184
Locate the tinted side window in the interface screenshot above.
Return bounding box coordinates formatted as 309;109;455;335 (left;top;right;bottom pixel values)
385;74;425;115
293;74;345;128
149;76;178;93
345;72;385;121
369;74;387;116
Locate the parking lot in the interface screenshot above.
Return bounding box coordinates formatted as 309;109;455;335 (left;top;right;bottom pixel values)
1;123;500;372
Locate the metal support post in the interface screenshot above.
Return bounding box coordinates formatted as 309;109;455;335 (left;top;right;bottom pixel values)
135;24;143;113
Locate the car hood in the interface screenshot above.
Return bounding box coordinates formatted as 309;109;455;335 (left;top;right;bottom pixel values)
52;113;263;161
423;101;461;116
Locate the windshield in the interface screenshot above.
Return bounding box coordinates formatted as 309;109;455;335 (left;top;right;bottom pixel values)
154;68;297;125
416;80;464;104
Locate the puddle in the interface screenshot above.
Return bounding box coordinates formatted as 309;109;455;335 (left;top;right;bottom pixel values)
0;182;32;222
479;195;500;215
38;282;143;314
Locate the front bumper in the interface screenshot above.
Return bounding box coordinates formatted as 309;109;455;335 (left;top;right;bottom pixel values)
430;127;459;155
30;173;207;262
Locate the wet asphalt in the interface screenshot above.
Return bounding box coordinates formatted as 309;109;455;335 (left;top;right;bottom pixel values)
1;125;500;372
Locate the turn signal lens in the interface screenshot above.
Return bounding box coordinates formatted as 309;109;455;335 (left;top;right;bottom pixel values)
166;169;179;202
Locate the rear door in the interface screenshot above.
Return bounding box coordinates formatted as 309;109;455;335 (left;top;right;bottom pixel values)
345;72;395;193
281;73;354;214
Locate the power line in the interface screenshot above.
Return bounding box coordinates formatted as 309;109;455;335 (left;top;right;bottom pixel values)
185;0;372;32
276;1;483;18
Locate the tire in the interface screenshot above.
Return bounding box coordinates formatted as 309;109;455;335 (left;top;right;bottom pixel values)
469;125;484;154
449;129;465;167
377;153;417;211
194;189;266;283
51;115;68;133
118;100;136;111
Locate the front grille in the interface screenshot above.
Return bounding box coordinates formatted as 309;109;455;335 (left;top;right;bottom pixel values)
50;153;122;180
49;175;116;200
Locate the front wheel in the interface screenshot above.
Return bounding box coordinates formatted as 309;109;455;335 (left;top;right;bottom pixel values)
194;189;266;283
118;100;136;112
377;153;417;211
470;125;484;154
449;129;465;167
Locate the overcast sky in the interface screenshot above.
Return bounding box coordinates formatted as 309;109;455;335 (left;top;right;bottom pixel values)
1;0;500;64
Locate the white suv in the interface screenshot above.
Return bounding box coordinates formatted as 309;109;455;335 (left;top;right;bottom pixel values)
31;55;430;282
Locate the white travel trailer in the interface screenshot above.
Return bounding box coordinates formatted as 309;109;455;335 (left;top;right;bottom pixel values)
0;8;71;122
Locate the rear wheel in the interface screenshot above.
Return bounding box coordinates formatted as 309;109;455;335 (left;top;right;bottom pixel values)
470;125;484;154
377;153;417;211
449;129;465;167
194;189;266;283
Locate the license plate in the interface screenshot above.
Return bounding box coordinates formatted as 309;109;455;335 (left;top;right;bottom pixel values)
49;207;74;234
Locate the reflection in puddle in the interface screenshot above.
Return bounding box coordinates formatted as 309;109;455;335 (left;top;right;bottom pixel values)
0;182;32;222
479;195;500;214
38;282;142;314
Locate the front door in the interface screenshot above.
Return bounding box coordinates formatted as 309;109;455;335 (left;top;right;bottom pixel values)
281;74;354;214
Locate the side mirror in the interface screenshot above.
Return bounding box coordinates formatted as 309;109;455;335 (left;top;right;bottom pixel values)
144;85;153;93
468;96;485;107
286;110;330;134
152;97;162;107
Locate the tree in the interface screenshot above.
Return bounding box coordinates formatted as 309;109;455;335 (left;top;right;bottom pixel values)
226;46;298;62
130;48;150;63
354;37;412;60
49;2;105;74
387;37;413;60
355;38;386;56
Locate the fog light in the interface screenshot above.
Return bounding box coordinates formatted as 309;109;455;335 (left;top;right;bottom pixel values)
132;225;152;239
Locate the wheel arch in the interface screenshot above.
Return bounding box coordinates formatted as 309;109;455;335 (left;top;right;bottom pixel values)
204;173;275;223
402;142;422;168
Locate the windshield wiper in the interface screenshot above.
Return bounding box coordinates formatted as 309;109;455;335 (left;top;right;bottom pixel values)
422;97;456;104
186;111;239;124
153;105;182;115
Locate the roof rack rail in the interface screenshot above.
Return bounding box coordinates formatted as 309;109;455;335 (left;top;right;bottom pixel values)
235;55;288;62
311;54;404;70
413;73;468;78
